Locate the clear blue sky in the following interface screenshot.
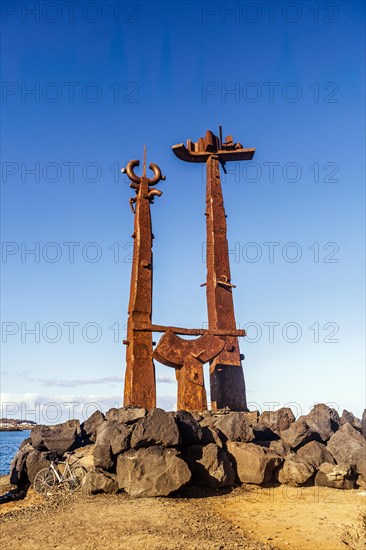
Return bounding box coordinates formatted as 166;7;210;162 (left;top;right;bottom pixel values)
1;0;365;423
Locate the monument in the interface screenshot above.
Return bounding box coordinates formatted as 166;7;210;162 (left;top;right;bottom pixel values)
122;129;255;412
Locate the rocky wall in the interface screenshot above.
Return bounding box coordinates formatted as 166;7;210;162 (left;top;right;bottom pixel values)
10;405;366;497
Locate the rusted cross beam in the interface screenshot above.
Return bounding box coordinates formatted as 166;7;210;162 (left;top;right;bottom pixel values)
133;324;246;337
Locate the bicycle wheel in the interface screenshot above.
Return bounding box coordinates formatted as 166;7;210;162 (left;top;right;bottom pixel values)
33;468;56;496
64;465;86;492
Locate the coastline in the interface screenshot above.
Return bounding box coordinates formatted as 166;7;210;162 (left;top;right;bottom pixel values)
0;427;34;432
0;428;32;479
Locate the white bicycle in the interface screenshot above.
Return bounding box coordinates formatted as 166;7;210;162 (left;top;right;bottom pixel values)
33;452;86;495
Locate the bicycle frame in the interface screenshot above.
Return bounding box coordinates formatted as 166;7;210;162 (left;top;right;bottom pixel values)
49;460;72;484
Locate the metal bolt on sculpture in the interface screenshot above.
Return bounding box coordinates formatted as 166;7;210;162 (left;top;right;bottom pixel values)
123;129;255;412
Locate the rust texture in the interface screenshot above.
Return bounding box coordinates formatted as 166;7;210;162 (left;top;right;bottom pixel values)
154;330;225;411
173;129;256;411
172;129;255;163
135;324;245;337
122;153;165;409
205;154;247;410
122;130;255;412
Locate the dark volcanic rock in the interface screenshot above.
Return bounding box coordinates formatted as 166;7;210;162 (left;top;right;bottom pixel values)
303;404;339;442
340;410;362;431
326;423;366;477
199;414;218;430
277;455;315;487
268;439;291;458
31;420;81;454
110;424;132;456
280;419;317;449
173;411;203;446
19;437;32;450
184;443;236;488
315;462;355;490
26;451;50;483
117;446;191;497
94;422;132;470
253;423;279;441
81;411;105;441
259;408;295;434
130;408;180;449
69;444;94;471
93;424;114;470
105;407;146;425
362;410;366;439
200;425;223;448
244;411;260;425
256;439;290;458
9;442;34;486
82;469;119;495
30;426;47;450
190;412;204;422
227;442;282;485
213;412;254;443
296;441;335;469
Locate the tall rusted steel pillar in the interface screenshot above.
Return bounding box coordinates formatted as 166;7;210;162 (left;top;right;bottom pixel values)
172;129;255;411
205;153;246;410
122;153;164;409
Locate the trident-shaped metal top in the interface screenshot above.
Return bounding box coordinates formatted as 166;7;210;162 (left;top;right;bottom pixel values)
122;146;166;187
121;147;165;213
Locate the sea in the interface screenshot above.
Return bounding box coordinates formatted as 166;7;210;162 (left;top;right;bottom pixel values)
0;430;30;476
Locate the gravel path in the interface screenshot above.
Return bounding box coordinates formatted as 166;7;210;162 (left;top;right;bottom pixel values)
0;490;275;550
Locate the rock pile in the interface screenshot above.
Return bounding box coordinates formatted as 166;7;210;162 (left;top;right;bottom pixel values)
10;404;366;497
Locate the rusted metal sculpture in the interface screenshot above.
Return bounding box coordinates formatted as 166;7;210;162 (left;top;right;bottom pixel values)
122;130;254;412
122;149;164;409
173;129;255;411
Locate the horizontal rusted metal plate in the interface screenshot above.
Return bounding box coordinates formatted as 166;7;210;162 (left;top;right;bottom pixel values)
172;143;255;163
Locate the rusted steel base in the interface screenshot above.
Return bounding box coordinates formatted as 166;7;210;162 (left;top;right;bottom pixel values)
154;329;225;411
210;364;248;411
176;355;207;411
124;330;156;409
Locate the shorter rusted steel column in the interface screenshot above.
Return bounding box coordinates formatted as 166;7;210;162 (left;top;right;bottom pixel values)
122;154;164;409
176;355;207;411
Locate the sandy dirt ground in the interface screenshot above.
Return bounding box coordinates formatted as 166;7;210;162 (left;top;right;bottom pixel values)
0;477;365;550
